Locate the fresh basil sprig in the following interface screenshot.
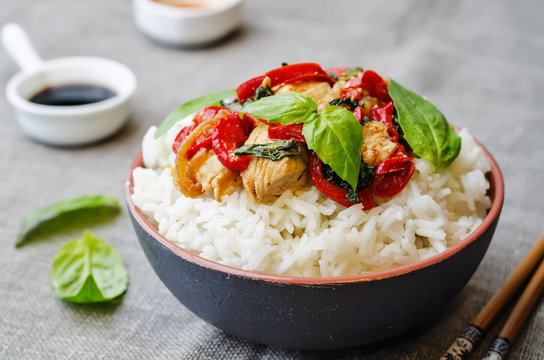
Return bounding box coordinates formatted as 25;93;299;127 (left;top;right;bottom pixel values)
234;140;302;161
243;94;363;190
388;80;461;170
16;195;121;247
244;93;318;125
50;231;128;303
154;89;236;138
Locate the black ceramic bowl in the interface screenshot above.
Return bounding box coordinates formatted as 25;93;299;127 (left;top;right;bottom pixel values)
125;141;504;350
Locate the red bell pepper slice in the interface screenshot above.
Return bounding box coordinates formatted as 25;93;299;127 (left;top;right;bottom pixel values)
361;70;392;103
268;123;305;143
369;102;399;141
325;67;350;78
172;106;229;153
372;161;415;198
375;155;413;176
357;187;375;210
211;113;252;170
340;88;362;100
187;128;214;159
309;152;356;207
236;63;335;103
370;102;394;124
172;124;196;153
352;107;365;123
345;73;363;89
309;152;375;209
235;76;265;104
239;112;256;134
344;70;392;103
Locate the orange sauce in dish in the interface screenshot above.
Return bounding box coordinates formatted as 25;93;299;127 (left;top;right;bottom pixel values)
152;0;217;9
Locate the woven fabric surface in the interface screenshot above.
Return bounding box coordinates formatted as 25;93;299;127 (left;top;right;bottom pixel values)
1;0;543;359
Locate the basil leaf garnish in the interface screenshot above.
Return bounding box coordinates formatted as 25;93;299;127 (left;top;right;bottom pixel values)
50;231;128;303
242;93;317;125
234;140;302;161
16;195;121;247
303;106;363;190
154;89;236;138
388;80;461;169
243;94;363;190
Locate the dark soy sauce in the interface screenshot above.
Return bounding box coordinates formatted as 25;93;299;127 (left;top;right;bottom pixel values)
29;85;116;106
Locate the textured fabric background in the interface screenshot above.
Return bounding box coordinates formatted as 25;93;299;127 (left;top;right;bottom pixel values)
1;0;543;359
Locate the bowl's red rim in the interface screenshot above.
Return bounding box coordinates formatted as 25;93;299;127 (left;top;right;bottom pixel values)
125;137;504;285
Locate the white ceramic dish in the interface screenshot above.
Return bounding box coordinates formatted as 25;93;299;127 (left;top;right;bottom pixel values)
133;0;242;46
2;23;137;146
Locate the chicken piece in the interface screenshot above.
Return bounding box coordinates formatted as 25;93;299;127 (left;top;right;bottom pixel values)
241;124;309;203
189;148;241;201
361;121;398;166
274;81;332;105
317;80;346;111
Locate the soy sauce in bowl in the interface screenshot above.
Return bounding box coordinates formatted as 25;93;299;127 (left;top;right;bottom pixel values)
29;85;116;106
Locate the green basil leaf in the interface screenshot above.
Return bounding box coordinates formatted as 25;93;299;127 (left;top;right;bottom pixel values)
242;93;317;125
302;106;363;190
16;195;121;247
154;89;236;138
50;231;128;303
234;140;302;161
388;80;461;169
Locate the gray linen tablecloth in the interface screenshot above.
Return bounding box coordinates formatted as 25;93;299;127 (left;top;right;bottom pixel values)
1;0;543;359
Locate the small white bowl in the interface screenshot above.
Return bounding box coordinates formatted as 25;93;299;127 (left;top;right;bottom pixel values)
6;57;137;146
133;0;242;46
2;23;137;146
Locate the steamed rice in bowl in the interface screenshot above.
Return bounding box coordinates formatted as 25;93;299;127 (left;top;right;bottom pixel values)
131;63;491;278
132;124;490;277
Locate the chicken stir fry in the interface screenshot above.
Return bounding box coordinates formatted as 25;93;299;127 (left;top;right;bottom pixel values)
170;63;415;210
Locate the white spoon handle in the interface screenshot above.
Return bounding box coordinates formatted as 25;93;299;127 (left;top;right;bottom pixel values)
1;23;43;72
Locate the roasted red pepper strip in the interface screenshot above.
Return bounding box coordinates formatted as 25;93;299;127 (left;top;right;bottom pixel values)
309;152;375;209
235;76;265;103
370;102;399;141
268;123;305;143
172;106;229;153
361;70;392;103
211;113;252;170
266;63;334;87
325;67;350;78
372;161;415;198
187;128;214;159
370;102;394;124
345;73;363;89
340;88;362;100
239;112;257;134
172;124;196;153
352;107;365;123
309;152;356;207
375;155;413;176
236;63;335;103
357;187;375;210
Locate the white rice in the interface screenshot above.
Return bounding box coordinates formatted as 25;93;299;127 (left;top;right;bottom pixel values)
132;118;491;277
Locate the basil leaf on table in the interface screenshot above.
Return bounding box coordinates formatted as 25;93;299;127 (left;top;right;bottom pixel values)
154;89;236;138
388;80;461;170
243;94;363;190
242;93;317;125
16;195;121;247
50;231;128;303
234;140;302;161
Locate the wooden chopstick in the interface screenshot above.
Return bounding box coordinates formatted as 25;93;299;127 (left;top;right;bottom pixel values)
481;258;544;359
440;235;544;360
